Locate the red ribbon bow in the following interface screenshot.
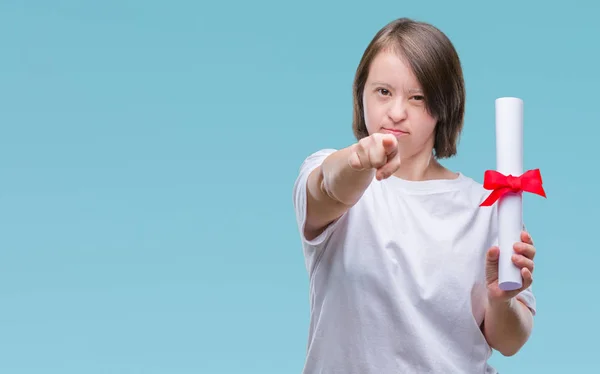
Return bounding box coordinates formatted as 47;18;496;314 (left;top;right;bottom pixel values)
480;169;546;207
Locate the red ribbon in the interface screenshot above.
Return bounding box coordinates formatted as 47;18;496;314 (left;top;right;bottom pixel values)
480;169;546;207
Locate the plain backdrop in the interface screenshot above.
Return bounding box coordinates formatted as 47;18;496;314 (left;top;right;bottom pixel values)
1;1;598;373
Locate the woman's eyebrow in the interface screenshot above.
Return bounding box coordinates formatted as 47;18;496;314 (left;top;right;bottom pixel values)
370;81;393;88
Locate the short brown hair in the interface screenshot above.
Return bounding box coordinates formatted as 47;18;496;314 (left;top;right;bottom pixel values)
352;18;465;158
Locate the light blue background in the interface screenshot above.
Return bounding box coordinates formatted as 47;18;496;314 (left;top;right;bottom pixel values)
1;1;598;373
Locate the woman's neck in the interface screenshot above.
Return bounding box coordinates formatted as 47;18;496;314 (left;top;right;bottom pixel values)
392;149;457;181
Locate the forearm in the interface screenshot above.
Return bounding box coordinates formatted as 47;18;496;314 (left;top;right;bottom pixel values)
320;146;376;206
483;298;534;356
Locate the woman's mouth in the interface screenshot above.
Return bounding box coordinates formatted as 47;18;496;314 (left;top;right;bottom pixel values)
382;128;409;136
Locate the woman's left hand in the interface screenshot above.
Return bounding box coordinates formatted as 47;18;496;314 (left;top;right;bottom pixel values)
485;230;536;303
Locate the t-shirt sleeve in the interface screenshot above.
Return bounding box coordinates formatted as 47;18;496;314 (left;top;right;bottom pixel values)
292;148;343;247
516;286;536;316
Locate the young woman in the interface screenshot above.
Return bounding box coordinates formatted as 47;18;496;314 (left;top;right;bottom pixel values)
292;18;537;373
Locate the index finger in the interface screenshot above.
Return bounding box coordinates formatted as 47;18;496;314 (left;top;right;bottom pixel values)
521;230;533;245
381;134;398;155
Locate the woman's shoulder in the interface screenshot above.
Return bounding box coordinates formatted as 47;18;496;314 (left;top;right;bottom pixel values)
296;148;337;170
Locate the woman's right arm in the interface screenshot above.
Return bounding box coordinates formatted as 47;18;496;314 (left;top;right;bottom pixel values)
303;133;401;240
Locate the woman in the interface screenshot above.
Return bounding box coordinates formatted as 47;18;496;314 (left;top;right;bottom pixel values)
292;17;537;373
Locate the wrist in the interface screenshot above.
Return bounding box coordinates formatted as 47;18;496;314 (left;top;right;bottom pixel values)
320;147;376;206
487;295;515;312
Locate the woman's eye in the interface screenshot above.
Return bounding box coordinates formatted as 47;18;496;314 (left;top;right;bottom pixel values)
377;88;390;96
412;95;425;101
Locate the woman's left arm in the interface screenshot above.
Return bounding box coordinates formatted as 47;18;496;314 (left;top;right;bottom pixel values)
482;230;536;356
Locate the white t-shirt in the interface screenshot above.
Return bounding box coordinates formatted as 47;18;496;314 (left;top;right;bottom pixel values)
292;149;536;374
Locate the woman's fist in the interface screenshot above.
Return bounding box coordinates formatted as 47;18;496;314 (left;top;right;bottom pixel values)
348;133;401;181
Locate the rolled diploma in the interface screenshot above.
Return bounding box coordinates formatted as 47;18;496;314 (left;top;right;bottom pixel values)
495;97;524;291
